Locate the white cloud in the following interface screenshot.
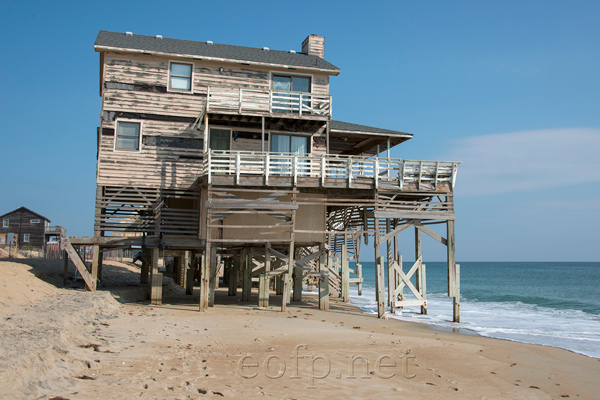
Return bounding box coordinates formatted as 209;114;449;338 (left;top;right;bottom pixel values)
443;128;600;196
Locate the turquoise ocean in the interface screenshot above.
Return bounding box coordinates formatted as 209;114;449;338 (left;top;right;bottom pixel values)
347;262;600;359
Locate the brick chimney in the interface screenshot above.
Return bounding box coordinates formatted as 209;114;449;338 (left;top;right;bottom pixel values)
302;35;325;58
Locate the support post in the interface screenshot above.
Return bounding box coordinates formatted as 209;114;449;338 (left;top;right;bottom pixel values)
318;242;329;311
208;245;217;306
293;248;302;302
228;254;238;296
386;219;393;308
150;248;162;305
415;226;427;315
341;234;349;302
63;249;68;286
91;245;101;289
396;251;403;309
200;248;209;311
140;249;150;285
281;273;290;312
259;244;271;307
285;241;295;305
242;248;251;302
453;264;460;323
447;220;459;322
374;218;385;317
275;273;284;295
186;252;194;295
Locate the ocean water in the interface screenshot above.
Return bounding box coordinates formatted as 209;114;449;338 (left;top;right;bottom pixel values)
348;261;600;359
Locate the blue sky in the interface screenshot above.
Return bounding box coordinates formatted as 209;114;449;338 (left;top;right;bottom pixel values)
0;1;598;261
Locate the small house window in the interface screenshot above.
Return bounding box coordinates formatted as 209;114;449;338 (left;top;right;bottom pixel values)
2;219;8;228
23;233;30;243
115;121;141;151
169;62;193;91
30;219;40;224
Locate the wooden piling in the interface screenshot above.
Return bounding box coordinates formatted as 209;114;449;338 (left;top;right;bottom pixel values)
186;252;195;295
374;217;385;318
62;249;68;286
341;234;349;302
150;247;162;305
208;245;217;306
242;248;251;302
200;249;209;311
229;253;239;296
318;243;329;311
292;249;302;302
259;244;271;307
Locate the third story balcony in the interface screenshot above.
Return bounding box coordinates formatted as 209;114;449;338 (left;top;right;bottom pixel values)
206;86;332;120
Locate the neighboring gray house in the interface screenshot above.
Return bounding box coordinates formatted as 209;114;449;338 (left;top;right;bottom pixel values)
0;207;50;248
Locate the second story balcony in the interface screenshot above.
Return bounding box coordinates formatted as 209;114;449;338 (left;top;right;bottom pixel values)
206;86;332;120
202;150;459;193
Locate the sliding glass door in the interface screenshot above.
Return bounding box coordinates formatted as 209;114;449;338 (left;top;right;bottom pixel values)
271;134;310;175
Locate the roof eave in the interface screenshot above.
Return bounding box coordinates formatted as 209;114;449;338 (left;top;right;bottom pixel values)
95;45;341;76
329;129;413;139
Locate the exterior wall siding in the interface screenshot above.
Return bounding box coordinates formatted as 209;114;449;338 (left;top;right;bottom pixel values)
0;209;48;248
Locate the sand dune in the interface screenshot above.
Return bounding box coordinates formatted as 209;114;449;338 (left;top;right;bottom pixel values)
0;259;598;399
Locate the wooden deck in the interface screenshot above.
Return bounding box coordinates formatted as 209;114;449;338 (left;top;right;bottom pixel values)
203;150;459;191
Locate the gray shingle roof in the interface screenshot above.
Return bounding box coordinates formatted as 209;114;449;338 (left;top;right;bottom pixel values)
330;120;412;137
95;31;340;74
0;206;50;222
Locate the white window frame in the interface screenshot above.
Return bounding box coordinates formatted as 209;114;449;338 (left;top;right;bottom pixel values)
168;61;194;93
114;119;143;152
30;219;40;224
2;219;8;228
23;233;30;243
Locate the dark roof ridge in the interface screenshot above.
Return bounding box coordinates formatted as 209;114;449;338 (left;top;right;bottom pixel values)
0;206;50;222
95;30;340;74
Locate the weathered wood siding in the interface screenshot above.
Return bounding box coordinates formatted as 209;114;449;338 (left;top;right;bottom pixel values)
97;119;204;189
98;52;330;190
103;53;329;98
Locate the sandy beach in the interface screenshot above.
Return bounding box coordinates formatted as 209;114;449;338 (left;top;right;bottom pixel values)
1;258;599;400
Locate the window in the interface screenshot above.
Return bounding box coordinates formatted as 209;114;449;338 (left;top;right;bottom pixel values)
30;219;40;224
115;121;141;151
272;75;311;93
2;219;8;228
23;233;30;243
169;62;193;91
209;129;231;151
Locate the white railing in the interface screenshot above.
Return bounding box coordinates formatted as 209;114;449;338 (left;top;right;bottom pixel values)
206;86;332;118
203;151;459;190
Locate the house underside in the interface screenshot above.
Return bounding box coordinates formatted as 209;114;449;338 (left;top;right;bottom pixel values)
62;31;461;321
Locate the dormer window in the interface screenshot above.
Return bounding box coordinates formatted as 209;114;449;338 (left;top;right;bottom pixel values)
169;62;193;92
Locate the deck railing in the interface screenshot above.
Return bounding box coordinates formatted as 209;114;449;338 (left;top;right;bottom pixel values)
203;150;459;190
206;86;332;118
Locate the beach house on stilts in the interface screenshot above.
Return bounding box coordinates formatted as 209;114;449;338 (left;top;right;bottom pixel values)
64;31;461;321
